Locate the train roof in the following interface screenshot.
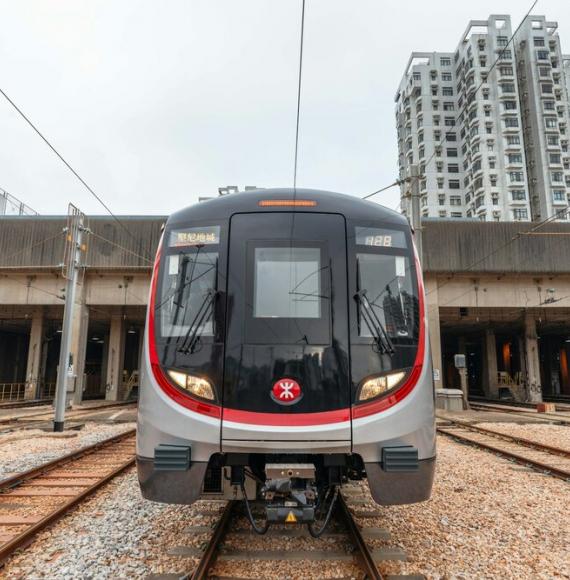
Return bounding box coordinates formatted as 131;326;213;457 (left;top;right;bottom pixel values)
168;188;407;227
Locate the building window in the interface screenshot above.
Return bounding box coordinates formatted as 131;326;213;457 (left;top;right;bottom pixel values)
475;196;485;208
549;153;561;164
440;57;452;66
444;117;455;127
449;180;460;189
507;135;521;145
451;211;462;218
472;160;482;172
545;117;558;129
533;37;545;47
490;175;497;186
412;72;421;81
499;66;513;76
450;196;461;205
438;195;445;205
446;132;457;142
541;83;553;94
537;50;550;60
509;171;524;183
553;190;565;201
442;72;452;81
439;210;447;217
508;153;523;164
447;148;458;157
539;66;550;78
544;101;555;111
419;146;425;159
511;190;526;200
551;171;564;183
448;163;459;173
503;101;517;110
513;208;528;220
437;179;444;190
504;118;519;128
489;159;496;169
443;101;454;111
436;161;443;172
442;87;454;96
497;36;508;47
500;83;515;93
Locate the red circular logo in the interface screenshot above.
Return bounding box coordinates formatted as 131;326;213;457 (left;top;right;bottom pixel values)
271;378;302;405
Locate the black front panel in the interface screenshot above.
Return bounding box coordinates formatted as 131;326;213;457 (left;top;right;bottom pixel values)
223;213;350;414
347;220;420;398
154;220;228;402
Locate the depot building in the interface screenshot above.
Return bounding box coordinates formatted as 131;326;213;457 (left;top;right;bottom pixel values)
0;214;569;404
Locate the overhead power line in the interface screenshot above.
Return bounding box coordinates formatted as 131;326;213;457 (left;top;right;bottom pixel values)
293;0;306;190
0;87;148;255
363;0;539;202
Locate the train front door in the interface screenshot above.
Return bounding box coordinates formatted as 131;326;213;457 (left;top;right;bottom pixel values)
221;212;352;450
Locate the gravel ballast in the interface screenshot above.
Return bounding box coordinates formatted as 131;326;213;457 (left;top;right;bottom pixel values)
0;422;135;480
1;429;569;578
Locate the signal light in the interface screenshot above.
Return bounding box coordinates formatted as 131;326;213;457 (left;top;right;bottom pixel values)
258;200;317;207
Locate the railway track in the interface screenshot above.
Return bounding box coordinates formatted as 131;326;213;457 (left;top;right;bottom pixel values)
0;428;136;565
167;486;418;580
468;402;570;425
437;421;570;481
0;401;136;433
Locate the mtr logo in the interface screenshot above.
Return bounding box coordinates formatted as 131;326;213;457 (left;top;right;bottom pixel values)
271;378;302;406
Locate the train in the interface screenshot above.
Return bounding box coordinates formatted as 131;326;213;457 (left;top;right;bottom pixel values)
137;188;435;534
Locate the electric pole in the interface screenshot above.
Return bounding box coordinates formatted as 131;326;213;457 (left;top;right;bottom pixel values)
53;204;87;432
409;164;422;263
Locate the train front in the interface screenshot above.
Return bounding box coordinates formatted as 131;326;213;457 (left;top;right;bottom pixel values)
136;189;435;529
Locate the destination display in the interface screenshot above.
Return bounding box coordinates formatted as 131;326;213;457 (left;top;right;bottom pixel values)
170;226;220;247
355;227;406;249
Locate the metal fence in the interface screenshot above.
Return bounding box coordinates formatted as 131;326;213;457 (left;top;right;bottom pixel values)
0;383;26;401
39;382;56;400
0;188;38;216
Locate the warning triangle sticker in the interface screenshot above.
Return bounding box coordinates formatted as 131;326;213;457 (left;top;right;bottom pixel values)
285;511;297;523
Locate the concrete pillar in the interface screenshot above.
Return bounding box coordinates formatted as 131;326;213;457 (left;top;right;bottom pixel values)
105;316;125;401
425;277;443;390
483;329;498;399
523;313;542;403
70;303;90;406
24;309;44;400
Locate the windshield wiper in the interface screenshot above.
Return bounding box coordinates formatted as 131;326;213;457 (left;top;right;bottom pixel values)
354;289;394;355
178;289;219;355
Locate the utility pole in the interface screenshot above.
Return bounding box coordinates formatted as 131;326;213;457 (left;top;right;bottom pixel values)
409;164;422;263
53;204;87;432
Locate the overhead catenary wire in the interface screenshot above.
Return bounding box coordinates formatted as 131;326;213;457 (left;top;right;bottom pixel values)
362;0;539;202
292;0;306;191
0;87;149;258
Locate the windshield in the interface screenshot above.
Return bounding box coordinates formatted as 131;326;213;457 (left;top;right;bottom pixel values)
355;227;419;344
254;246;322;319
157;247;218;338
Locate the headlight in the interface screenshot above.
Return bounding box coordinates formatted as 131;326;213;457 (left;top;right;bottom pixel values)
358;371;406;401
167;370;215;400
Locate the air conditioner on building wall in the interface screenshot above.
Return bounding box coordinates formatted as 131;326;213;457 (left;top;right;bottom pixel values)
493;210;501;217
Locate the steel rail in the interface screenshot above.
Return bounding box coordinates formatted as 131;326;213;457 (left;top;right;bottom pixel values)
468;402;570;424
441;420;570;458
438;427;570;481
0;430;136;565
189;499;237;580
336;493;383;580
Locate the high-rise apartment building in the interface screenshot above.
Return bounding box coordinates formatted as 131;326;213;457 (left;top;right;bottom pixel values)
395;14;570;222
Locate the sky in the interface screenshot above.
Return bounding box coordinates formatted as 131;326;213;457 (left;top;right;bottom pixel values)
0;1;568;216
